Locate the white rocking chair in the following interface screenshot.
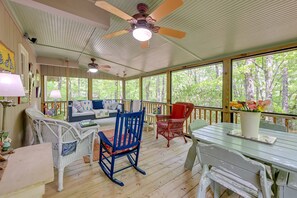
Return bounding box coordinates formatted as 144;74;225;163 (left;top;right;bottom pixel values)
197;143;272;198
25;107;96;191
131;100;142;112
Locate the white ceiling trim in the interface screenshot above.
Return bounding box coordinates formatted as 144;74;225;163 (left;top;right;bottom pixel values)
159;35;202;61
9;0;110;29
34;43;144;73
37;57;78;68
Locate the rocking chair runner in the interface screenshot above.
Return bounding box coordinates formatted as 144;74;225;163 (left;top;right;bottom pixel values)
156;102;194;147
98;108;146;186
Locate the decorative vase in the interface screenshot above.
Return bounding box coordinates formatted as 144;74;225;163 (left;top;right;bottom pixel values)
2;141;11;151
240;111;261;138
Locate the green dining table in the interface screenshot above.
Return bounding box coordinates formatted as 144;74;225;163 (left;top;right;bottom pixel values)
191;122;297;173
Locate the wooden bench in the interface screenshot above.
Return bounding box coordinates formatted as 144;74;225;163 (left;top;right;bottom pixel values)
0;143;54;198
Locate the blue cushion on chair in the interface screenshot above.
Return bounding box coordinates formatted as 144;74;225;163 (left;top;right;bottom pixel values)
92;100;104;109
61;141;77;156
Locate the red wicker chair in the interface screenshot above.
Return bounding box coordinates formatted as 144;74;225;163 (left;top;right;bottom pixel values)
156;102;194;147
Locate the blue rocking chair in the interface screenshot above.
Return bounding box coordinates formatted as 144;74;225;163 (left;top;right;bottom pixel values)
98;108;146;186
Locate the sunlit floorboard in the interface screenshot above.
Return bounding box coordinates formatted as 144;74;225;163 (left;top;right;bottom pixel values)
44;128;239;198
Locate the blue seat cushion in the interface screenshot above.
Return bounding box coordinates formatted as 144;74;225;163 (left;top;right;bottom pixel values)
92;100;104;109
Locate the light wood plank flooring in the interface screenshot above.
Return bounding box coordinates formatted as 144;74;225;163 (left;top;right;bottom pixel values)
44;129;239;198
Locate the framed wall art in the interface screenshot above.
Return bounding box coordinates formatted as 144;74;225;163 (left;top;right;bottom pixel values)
0;41;16;73
18;43;29;93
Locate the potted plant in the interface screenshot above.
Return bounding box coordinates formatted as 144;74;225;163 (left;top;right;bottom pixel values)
0;132;12;151
230;100;270;138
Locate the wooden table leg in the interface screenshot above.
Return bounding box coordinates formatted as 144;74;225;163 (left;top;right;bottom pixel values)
184;135;198;170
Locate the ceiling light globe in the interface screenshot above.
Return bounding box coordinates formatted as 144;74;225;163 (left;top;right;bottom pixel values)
88;68;98;73
133;28;152;41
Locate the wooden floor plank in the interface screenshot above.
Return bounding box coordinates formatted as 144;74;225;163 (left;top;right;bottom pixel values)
44;129;240;198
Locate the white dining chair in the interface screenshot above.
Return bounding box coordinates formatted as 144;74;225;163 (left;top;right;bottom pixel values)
260;120;287;132
197;143;272;198
277;171;297;198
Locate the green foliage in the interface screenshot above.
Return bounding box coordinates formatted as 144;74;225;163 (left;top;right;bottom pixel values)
142;74;166;102
46;77;122;101
232;50;297;116
172;63;223;107
93;79;122;99
68;78;88;100
125;79;139;100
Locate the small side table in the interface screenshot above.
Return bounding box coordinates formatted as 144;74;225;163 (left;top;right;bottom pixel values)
146;113;157;136
75;121;100;133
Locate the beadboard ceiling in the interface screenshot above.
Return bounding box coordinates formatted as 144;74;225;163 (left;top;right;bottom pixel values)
5;0;297;77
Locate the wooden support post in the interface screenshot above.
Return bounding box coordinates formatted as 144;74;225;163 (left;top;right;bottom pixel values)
66;61;69;118
41;75;45;112
122;79;125;101
139;77;143;101
166;71;171;114
222;59;232;122
88;78;92;100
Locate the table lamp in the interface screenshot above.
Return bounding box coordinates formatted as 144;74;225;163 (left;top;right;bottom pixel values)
0;73;25;132
49;90;61;116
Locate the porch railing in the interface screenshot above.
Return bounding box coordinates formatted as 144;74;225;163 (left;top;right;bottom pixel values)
233;111;297;133
42;101;68;116
140;101;297;135
43;100;297;134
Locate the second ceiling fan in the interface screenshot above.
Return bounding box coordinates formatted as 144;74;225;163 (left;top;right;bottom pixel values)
95;0;186;48
87;58;111;73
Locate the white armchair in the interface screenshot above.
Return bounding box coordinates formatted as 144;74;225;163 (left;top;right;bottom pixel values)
25;107;96;192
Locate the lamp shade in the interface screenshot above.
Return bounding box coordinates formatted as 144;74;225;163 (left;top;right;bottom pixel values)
0;73;25;97
49;90;62;99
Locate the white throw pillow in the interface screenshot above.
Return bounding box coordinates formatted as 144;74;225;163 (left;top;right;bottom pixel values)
81;100;93;111
103;100;111;110
73;101;84;112
111;102;119;110
72;106;78;113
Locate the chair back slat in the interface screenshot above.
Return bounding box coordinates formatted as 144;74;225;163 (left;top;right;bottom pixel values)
112;108;145;152
198;143;266;190
130;100;142;112
260;120;287;132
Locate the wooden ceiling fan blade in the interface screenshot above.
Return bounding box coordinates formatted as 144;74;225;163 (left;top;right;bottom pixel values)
141;41;149;48
149;0;183;22
99;65;111;71
103;29;129;39
95;1;133;21
158;27;186;39
100;68;110;72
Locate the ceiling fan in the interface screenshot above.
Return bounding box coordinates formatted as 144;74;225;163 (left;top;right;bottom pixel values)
95;0;186;48
87;58;111;73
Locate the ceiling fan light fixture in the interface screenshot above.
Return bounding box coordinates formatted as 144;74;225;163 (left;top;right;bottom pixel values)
132;28;152;41
88;68;98;73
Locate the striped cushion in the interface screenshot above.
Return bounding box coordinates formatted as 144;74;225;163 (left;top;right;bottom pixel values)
103;134;138;155
73;101;84;112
